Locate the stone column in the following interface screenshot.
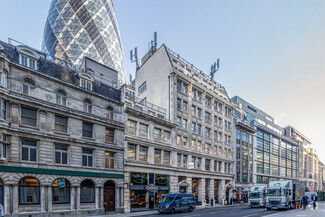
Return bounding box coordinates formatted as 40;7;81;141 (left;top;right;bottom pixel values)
76;186;81;210
12;185;18;214
3;185;9;214
199;178;205;204
208;179;214;205
47;186;53;212
218;180;225;205
41;185;46;212
120;187;124;211
99;187;104;209
71;186;76;211
124;175;131;213
169;175;178;194
186;177;192;193
95;187;100;209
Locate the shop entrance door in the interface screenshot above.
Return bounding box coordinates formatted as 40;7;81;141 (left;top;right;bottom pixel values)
104;181;115;212
149;191;155;209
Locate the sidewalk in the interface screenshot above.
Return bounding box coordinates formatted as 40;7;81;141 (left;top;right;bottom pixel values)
94;203;248;217
265;201;325;217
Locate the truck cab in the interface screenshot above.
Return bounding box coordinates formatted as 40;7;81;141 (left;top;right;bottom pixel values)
248;185;267;208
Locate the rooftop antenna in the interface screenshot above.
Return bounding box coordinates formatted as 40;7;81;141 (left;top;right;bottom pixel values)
150;32;157;55
129;74;133;84
130;47;140;71
210;58;220;81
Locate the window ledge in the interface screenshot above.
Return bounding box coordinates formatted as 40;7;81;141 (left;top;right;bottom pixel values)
82;137;95;141
19;124;39;130
54;131;69;136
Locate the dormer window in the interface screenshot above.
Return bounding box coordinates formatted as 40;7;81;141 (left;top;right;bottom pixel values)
0;70;7;88
16;45;40;71
79;73;94;91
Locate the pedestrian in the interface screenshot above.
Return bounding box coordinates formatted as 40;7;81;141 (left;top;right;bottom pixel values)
301;194;309;209
311;193;318;209
0;203;3;217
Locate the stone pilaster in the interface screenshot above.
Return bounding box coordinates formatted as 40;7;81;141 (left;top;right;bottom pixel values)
186;177;192;193
170;175;178;193
12;185;18;214
199;178;205;203
218;179;225;205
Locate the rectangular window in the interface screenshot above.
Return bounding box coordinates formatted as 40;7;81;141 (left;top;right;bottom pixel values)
55;115;68;133
21;106;37;127
55;144;68;165
128;120;136;135
155;149;162;164
1;99;7;120
177;99;181;111
29;59;35;69
191;139;196;150
205;144;210;154
205;112;211;122
183;155;187;168
82;148;93;167
183;101;188;112
183;137;188;149
182;83;188;95
177;135;181;147
163;131;170;144
197;141;201;152
127;144;136;160
197;108;202;118
197;124;201;135
163;151;170;165
197;91;202;102
177;117;181;128
138;82;147;95
205;96;211;106
21;139;37;162
177;80;182;92
197;158;201;169
154;128;161;141
205;159;211;171
105;128;114;142
105;152;115;169
139;146;148;161
2;134;7;160
192;106;196;116
182;119;187;130
82;122;93;138
139;124;148;138
205;128;211;139
177;153;181;167
192;89;197;100
21;55;28;66
191;122;196;133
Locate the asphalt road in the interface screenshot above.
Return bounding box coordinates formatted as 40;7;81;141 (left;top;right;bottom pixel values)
140;206;285;217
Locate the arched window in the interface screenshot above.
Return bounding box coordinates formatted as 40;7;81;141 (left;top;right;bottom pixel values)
106;106;113;119
22;79;35;96
83;99;92;113
0;70;7;88
56;90;67;106
19;177;40;205
52;178;70;204
0;179;3;206
80;180;95;203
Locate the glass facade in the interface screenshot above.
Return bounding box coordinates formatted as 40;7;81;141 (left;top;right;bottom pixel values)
42;0;126;82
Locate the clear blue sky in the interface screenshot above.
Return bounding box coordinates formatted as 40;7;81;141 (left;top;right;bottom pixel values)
1;0;325;162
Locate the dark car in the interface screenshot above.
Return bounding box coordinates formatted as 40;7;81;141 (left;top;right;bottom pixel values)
158;193;196;214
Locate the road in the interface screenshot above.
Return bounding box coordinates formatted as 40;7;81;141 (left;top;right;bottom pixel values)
140;206;285;217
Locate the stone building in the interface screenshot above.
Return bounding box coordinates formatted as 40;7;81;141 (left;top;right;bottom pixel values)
124;44;235;210
284;126;320;191
0;40;125;216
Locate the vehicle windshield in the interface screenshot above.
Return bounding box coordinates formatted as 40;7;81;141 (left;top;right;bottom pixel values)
249;192;261;198
267;189;283;196
163;196;175;203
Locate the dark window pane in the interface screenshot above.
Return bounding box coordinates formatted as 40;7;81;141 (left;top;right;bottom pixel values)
22;147;28;161
55;152;61;164
30;148;36;162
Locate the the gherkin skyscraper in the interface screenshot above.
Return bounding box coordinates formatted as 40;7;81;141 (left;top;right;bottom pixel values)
41;0;126;82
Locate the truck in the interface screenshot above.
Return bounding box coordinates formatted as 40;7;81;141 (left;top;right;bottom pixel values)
265;180;305;210
248;185;267;208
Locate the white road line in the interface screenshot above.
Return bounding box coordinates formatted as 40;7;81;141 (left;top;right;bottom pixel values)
242;214;258;217
209;211;226;214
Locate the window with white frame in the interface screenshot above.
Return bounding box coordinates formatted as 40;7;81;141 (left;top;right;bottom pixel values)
21;139;37;162
163;131;170;144
82;148;93;167
182;119;188;130
154;128;161;141
139;124;148;138
139;146;148;161
138;82;146;95
105;128;114;142
127;120;136;135
127;144;136;160
55;144;68;165
20;55;38;70
0;70;7;88
79;73;93;91
82;122;93;138
106;106;113;119
56;90;66;106
55;115;68;133
163;151;170;165
83;99;92;113
154;149;162;164
105;152;115;169
1;99;7;121
22;79;35;96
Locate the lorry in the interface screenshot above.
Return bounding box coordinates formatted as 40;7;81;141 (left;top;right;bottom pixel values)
266;180;305;210
248;185;267;208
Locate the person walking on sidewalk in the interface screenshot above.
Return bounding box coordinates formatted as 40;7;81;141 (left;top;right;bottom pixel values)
312;193;318;209
302;194;309;209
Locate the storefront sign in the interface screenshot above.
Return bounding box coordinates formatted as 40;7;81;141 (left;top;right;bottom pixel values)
146;184;159;192
188;162;194;169
57;178;65;189
130;185;146;190
158;186;170;191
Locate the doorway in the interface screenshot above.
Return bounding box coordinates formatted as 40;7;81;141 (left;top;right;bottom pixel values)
104;181;115;212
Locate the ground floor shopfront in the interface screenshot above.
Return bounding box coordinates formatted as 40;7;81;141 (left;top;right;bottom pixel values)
124;167;234;213
0;166;124;216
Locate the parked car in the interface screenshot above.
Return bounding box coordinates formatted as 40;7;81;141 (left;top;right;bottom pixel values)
158;193;196;214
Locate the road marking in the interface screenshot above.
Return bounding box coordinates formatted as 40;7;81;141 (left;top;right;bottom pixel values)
242;214;258;217
209;211;226;214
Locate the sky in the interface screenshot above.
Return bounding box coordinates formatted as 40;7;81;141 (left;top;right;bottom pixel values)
0;0;325;162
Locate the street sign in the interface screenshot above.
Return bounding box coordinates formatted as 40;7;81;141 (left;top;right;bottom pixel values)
58;178;65;189
146;184;158;192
